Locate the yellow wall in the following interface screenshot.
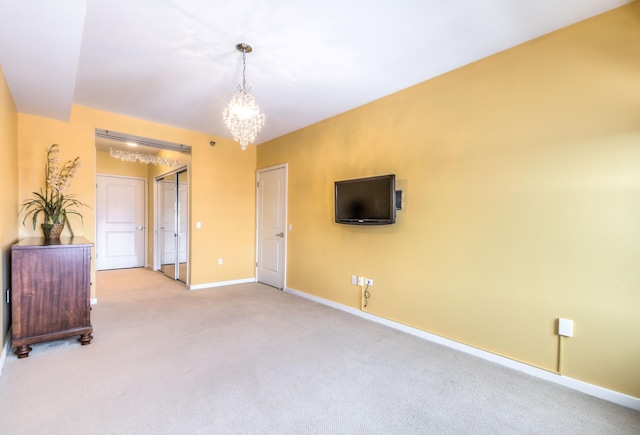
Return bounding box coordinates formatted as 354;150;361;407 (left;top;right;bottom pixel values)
0;67;19;349
257;3;640;397
18;106;256;298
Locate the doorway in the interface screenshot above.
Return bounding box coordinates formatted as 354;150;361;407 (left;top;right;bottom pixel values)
256;164;287;289
156;169;189;284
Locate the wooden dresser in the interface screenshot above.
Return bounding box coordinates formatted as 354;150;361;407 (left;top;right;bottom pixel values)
11;237;94;358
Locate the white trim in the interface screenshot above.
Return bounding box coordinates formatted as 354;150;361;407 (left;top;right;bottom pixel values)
0;328;11;377
285;286;640;411
188;277;256;290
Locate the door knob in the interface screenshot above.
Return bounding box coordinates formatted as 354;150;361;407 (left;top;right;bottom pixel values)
276;232;284;237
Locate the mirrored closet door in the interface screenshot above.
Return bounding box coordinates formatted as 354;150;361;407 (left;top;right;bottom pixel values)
157;168;188;283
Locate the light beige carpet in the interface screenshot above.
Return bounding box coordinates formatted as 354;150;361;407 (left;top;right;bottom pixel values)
0;268;638;434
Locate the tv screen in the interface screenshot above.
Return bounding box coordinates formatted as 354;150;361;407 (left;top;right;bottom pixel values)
335;174;396;225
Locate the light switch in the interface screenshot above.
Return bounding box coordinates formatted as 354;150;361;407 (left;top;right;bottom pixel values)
558;318;574;337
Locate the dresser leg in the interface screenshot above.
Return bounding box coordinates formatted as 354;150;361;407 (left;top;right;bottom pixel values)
15;345;32;359
79;333;93;345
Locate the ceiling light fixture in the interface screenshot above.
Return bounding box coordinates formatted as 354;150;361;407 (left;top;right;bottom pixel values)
109;148;183;168
223;43;265;150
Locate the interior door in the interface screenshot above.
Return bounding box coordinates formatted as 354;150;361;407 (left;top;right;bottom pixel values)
256;165;287;289
157;169;188;283
96;175;146;270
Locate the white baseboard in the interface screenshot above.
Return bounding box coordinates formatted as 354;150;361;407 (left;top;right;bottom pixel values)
285;286;640;411
188;277;255;290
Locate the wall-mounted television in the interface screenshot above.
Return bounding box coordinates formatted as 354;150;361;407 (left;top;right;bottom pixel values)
335;174;396;225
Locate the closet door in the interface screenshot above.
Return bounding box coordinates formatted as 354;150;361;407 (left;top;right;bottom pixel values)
158;169;188;283
159;173;177;279
177;170;188;283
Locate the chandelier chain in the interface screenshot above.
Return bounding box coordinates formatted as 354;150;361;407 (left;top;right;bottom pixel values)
241;49;247;90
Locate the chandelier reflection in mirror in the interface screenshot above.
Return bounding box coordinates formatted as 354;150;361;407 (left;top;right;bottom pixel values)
109;148;183;168
223;43;265;150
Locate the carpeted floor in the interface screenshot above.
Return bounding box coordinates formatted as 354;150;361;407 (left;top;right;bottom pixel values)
0;268;638;434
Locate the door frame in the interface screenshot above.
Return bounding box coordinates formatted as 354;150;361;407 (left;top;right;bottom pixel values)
256;163;288;290
95;173;148;270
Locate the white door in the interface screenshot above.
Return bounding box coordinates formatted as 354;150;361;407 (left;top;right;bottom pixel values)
96;175;146;270
256;165;287;289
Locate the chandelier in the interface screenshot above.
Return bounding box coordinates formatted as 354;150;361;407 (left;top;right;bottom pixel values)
223;43;265;150
109;148;183;168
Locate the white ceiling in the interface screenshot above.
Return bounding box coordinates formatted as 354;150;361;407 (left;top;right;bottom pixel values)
0;0;631;145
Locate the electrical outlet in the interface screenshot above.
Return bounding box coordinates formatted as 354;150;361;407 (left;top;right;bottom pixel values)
357;276;364;286
365;278;374;286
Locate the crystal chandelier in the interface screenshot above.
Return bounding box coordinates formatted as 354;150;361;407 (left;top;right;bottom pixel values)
109;148;183;168
223;43;265;150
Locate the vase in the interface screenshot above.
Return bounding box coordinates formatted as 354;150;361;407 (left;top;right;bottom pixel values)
42;223;64;239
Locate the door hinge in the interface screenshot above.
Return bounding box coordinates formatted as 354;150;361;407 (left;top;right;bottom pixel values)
256;181;259;188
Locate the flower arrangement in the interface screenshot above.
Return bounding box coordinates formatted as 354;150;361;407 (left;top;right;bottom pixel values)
19;144;88;237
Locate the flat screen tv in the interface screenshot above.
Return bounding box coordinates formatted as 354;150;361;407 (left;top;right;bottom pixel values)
335;174;396;225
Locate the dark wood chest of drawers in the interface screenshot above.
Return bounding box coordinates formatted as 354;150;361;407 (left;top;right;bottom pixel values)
11;237;94;358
